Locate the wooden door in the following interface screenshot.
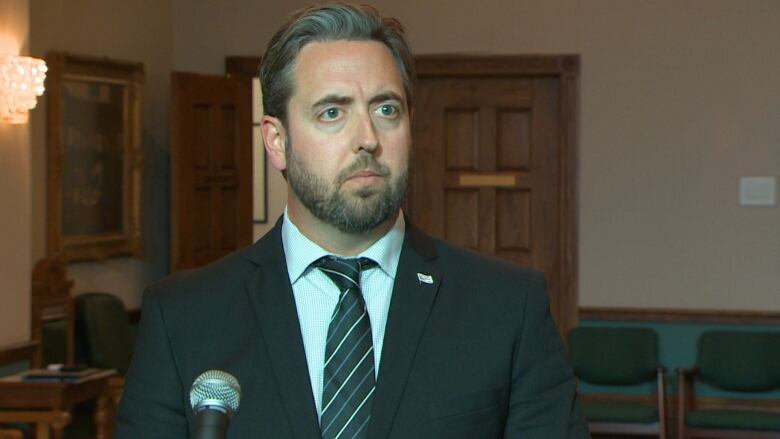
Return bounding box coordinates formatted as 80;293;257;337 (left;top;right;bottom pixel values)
171;72;252;271
409;56;578;335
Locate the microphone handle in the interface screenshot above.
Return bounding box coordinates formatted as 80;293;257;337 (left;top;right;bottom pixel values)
192;408;229;439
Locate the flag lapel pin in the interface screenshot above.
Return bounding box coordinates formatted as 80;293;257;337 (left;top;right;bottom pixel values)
417;272;434;284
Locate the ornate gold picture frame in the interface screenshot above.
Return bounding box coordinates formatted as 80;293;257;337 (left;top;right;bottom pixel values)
46;52;144;262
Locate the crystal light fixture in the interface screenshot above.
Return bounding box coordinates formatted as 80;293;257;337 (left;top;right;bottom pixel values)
0;55;47;124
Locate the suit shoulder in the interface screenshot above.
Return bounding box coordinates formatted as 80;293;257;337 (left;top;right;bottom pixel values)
145;245;258;304
416;234;551;334
429;237;544;287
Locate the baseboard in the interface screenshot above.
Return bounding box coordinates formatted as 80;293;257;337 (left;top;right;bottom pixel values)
579;307;780;325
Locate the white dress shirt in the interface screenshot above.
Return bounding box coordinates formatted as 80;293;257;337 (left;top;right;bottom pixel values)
281;210;405;417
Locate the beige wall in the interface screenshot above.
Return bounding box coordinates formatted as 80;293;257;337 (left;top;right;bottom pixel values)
29;0;173;310
173;0;780;311
0;0;32;345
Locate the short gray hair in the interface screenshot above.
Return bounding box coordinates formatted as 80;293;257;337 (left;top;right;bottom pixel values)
260;3;415;126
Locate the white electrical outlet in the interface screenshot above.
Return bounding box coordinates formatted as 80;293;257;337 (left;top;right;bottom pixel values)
739;176;776;207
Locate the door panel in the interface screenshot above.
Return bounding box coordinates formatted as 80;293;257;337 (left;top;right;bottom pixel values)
171;72;252;271
409;56;578;334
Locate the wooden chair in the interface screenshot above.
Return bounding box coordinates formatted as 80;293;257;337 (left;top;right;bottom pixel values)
30;255;75;368
678;330;780;439
569;326;667;438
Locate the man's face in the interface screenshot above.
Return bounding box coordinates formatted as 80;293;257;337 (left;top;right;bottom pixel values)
283;40;411;233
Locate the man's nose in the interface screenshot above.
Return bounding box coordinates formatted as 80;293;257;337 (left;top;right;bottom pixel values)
354;112;379;154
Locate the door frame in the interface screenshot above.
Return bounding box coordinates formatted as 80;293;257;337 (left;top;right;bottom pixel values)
413;55;580;334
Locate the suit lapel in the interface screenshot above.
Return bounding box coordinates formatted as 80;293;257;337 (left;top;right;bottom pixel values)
368;224;441;439
243;219;321;439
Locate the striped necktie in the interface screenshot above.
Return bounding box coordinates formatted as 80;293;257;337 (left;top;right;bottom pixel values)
314;256;377;439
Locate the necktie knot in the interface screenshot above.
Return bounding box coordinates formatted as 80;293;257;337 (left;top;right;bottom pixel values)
313;256;377;293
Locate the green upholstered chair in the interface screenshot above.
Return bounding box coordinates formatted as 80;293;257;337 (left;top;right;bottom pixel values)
569;326;667;438
677;330;780;439
74;292;135;374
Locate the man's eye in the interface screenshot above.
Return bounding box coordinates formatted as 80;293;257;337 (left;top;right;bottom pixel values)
320;108;341;121
377;104;398;117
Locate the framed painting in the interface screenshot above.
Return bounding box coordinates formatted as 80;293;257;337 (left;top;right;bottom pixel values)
46;52;144;262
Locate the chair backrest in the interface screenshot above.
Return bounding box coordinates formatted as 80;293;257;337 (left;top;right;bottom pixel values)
30;255;75;367
696;330;780;392
569;326;659;385
74;292;134;373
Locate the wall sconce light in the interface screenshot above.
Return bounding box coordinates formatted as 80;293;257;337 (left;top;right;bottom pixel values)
0;55;47;124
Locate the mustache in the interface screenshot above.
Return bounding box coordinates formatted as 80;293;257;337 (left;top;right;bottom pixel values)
336;154;391;183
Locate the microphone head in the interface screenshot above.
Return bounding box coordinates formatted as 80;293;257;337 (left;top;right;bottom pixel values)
190;370;241;417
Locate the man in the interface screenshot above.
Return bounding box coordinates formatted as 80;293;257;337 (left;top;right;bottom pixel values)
117;3;589;438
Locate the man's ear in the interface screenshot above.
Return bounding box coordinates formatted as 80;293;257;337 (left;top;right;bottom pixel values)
261;115;288;172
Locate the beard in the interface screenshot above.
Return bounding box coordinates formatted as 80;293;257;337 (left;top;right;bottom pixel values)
286;144;408;234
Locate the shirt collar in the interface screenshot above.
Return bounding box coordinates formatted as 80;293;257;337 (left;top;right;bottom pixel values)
281;208;406;284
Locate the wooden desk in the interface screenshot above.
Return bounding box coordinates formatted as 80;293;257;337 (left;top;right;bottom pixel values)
0;369;116;439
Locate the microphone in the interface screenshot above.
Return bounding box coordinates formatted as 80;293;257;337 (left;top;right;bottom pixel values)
189;370;241;439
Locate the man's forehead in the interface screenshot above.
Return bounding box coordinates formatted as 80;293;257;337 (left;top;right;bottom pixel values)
292;40;405;101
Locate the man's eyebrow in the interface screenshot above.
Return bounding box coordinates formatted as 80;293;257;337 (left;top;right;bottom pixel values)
312;94;353;109
369;92;405;106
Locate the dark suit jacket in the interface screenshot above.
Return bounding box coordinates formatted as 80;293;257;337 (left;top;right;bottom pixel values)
117;219;589;438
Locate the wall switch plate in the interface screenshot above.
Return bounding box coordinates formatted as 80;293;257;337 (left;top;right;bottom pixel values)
739;176;776;207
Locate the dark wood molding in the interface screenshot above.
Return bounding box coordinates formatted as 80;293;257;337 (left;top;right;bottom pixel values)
579;306;780;325
415;54;579;77
0;341;38;366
